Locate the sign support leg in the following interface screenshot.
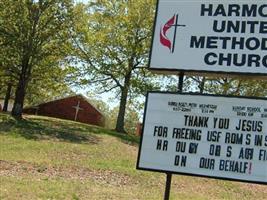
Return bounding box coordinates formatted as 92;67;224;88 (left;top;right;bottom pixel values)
164;173;172;200
163;73;185;200
178;72;184;93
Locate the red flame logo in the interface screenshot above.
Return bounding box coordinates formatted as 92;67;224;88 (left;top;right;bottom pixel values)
159;14;186;53
160;15;176;51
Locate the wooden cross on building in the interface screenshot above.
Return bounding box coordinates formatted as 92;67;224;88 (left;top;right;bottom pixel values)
72;101;83;121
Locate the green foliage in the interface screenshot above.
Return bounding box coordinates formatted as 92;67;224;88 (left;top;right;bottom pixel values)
86;92;111;115
25;66;75;106
189;76;267;97
106;104;140;135
74;0;157;91
0;0;75;116
72;0;158;132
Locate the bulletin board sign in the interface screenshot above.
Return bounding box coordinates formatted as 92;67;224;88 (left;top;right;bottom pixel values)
137;92;267;184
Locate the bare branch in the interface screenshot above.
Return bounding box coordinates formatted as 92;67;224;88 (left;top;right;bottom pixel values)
98;84;120;94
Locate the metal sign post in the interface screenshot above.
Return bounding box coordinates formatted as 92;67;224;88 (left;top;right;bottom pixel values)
164;173;173;200
163;72;185;200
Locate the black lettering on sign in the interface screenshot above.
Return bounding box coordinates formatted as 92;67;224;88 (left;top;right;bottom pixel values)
214;4;227;16
154;126;168;137
204;52;217;65
254;135;263;146
213;118;229;129
174;155;187;167
200;4;213;16
232;52;246;65
200;4;267;17
239;148;254;160
204;53;267;68
188;143;198;154
156;139;168;151
219;160;249;174
199;157;215;170
207;130;222;142
245;134;251;145
218;53;232;66
226;146;232;157
225;132;243;144
237;112;247;116
248;54;261;67
184;115;209;127
248;111;255;117
260;21;267;33
191;37;267;50
259;149;267;161
176;141;186;153
190;36;205;48
213;20;266;34
172;128;202;141
233;106;246;112
236;120;263;132
206;36;218;48
209;144;221;156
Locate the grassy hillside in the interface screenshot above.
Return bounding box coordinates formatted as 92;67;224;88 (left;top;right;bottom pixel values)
0;113;266;200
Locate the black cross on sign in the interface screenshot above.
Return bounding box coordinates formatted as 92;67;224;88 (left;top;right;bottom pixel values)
171;14;186;53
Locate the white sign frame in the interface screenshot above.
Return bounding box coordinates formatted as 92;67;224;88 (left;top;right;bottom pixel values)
149;0;267;78
137;92;267;185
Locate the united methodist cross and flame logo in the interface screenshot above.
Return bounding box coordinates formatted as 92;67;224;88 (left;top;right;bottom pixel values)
160;14;186;53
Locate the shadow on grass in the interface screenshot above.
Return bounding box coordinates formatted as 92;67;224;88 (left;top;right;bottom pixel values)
0;113;140;145
0;113;101;144
34;116;140;145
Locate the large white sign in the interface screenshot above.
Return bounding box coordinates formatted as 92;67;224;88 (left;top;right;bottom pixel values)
137;93;267;184
150;0;267;77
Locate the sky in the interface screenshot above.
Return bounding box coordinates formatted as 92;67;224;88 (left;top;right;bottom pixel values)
72;0;118;109
75;0;89;3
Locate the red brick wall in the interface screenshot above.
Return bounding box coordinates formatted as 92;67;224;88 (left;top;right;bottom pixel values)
23;96;105;127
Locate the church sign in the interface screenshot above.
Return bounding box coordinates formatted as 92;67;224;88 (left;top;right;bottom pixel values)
137;92;267;184
149;0;267;77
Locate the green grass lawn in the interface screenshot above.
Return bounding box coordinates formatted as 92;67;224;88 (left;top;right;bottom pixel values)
0;113;266;200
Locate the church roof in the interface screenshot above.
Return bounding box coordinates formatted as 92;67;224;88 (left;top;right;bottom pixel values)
24;94;105;117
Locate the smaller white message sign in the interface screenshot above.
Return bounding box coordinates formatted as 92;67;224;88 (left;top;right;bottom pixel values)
137;92;267;184
150;0;267;77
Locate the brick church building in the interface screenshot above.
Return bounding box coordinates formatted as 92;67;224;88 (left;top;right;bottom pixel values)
23;95;105;127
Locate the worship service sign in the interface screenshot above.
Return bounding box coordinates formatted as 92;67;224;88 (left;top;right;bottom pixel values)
150;0;267;76
137;93;267;184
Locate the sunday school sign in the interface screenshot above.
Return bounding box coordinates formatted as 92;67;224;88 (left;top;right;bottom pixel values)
137;93;267;184
150;0;267;76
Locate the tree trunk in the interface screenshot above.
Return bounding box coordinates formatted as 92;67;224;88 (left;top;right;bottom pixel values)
3;82;12;112
11;74;27;119
115;73;131;133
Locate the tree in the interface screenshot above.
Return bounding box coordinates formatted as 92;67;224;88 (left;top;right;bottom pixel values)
188;76;267;97
107;104;140;135
0;0;74;118
0;29;17;111
72;0;157;133
25;65;74;106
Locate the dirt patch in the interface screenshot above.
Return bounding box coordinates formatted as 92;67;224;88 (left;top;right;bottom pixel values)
0;160;134;187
